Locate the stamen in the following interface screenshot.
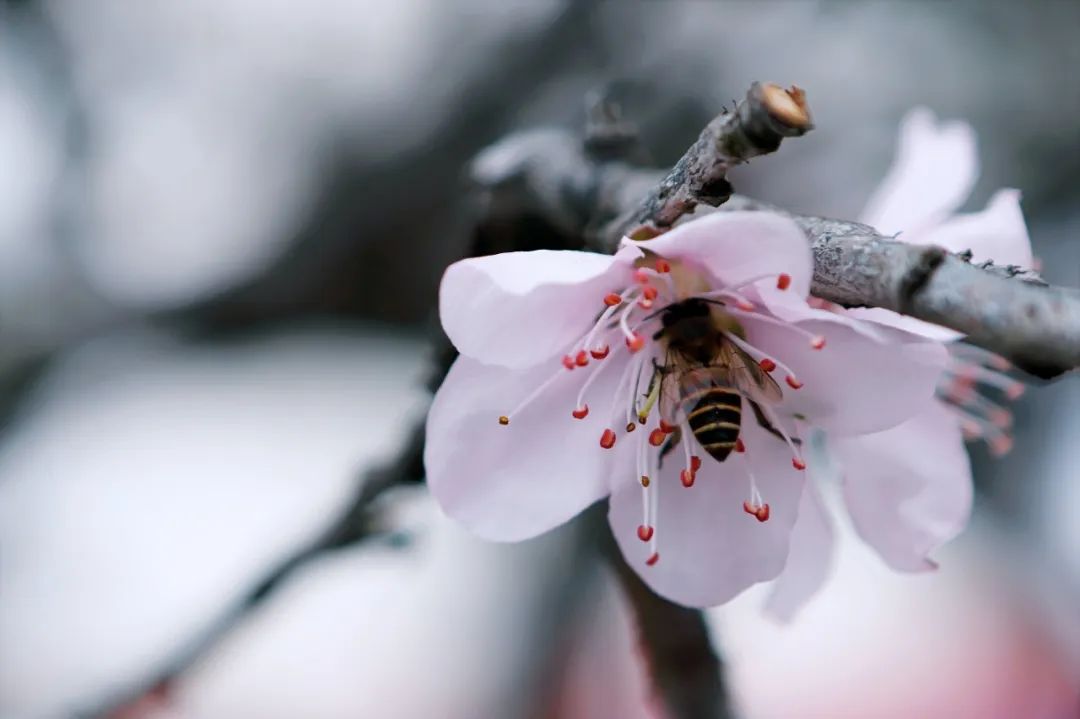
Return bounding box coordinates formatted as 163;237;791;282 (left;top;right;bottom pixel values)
626;422;637;432
633;268;650;284
691;456;702;471
562;355;576;370
722;331;802;389
646;552;660;566
777;273;791;290
640;475;650;487
949;343;1012;371
571;405;589;420
642;285;658;301
604;293;622;307
600;429;617;449
655;259;671;273
757;403;806;470
724;306;827;350
680;469;696;487
740;456;770;522
501;364;569;422
648;428;666;447
949;361;1025;399
637;298;654;310
735;437;745;453
590;345;610;360
679;424;696;488
498;415;509;425
659;419;677;434
637;525;654;542
575;350;589;367
698;288;755;311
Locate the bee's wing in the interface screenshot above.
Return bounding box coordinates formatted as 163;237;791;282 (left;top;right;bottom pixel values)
716;340;783;404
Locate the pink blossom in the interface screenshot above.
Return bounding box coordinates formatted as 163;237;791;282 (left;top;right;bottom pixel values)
425;211;945;607
764;109;1034;619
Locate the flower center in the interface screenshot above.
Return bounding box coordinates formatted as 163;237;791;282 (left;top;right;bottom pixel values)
496;256;824;567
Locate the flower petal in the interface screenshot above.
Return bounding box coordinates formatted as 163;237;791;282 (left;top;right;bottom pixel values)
633;211;813;299
832;402;973;572
763;478;834;622
860;108;978;237
607;418;804;607
425;353;628;541
919;189;1033;269
439;248;639;368
740;314;947;435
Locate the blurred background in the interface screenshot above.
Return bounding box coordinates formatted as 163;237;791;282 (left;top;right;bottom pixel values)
1;1;1078;718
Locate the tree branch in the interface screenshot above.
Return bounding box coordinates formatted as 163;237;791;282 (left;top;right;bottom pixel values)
719;196;1079;379
478;86;1078;379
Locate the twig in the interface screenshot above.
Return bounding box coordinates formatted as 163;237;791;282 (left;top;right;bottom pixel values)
718;197;1079;379
478;87;1078;379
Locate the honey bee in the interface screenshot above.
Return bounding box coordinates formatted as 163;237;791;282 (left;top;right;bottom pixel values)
650;298;782;462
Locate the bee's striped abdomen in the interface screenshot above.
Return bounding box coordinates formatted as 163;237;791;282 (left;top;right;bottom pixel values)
684;385;742;462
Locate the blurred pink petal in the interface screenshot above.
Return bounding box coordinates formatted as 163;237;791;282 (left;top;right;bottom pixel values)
833;402;973;572
860;107;978;236
921;188;1033;268
763;479;834;621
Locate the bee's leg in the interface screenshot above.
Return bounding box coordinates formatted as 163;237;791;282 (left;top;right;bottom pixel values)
658;427;682;468
748;400;797;444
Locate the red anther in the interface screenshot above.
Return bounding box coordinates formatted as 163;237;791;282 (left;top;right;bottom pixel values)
991;409;1012;428
642;285;658;301
640;475;650;487
600;429;617;449
659;419;677;434
571;405;589;420
645;552;660;566
777;273;792;290
604;293;622;307
633;268;650;284
626;422;637;433
735;437;746;453
575;350;589;367
792;457;806;471
1005;383;1025;400
498;415;510;426
626;334;645;352
637;525;654;542
785;375;804;390
990;435;1014;457
690;455;702;471
655;259;671;273
743;501;757;517
810;335;826;350
648;428;666;447
638;298;654;310
755;504;771;522
562;355;576;370
680;469;696;487
736;299;755;311
590;345;610;360
759;358;777;372
638;414;647;425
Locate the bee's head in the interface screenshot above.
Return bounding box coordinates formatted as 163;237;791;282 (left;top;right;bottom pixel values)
660;298;711;328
